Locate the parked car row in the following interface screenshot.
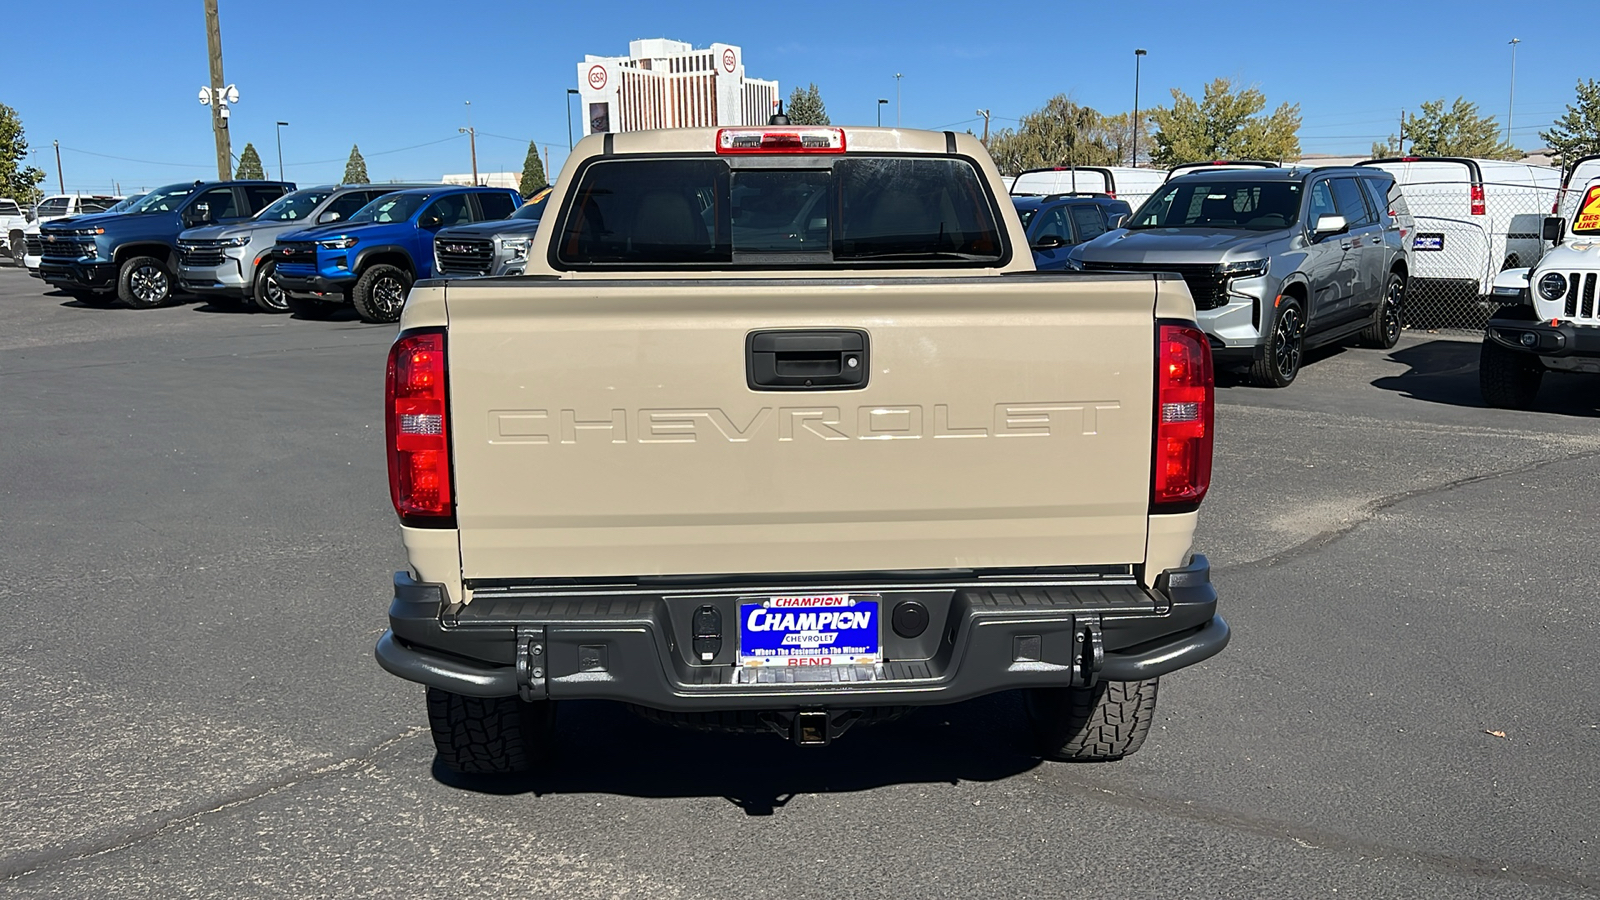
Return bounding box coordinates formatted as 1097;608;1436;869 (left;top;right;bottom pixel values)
13;179;544;323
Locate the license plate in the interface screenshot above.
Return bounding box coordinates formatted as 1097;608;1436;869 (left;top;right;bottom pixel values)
738;594;880;668
1414;232;1445;251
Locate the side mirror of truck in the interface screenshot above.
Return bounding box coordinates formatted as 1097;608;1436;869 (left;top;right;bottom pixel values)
186;201;212;227
419;214;443;229
317;211;342;224
1313;214;1348;238
1107;213;1127;229
1030;234;1068;251
1543;216;1565;243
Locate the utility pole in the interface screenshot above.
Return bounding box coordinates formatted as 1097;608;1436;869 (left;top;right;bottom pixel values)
1132;49;1147;167
543;146;551;185
877;99;887;127
53;140;63;193
275;121;289;181
203;0;231;181
894;73;903;127
1507;38;1521;147
975;109;991;146
460;100;478;184
1399;108;1406;155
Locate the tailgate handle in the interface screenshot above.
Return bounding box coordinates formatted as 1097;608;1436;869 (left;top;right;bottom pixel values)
746;329;869;391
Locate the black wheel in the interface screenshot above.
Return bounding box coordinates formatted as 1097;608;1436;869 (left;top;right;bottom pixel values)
1249;299;1305;387
351;263;412;324
1479;339;1543;410
426;688;554;774
1026;678;1159;761
67;290;119;308
1362;272;1405;349
116;255;174;309
252;260;290;313
285;293;341;320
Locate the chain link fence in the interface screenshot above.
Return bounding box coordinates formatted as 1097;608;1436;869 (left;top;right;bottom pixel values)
1398;181;1563;333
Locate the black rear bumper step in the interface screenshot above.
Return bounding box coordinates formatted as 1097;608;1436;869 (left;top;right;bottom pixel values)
376;556;1227;709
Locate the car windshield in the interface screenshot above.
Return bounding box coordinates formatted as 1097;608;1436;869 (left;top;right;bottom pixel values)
129;183;199;214
511;190;550;221
1128;180;1301;231
102;195;146;215
348;193;426;224
255;189;333;222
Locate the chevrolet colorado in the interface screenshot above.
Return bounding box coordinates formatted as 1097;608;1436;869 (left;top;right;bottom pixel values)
373;125;1229;773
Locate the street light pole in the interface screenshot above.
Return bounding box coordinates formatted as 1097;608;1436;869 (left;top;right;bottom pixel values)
1507;38;1521;147
53;140;63;194
1133;49;1147;167
567;88;579;149
462;100;477;184
877;99;887;127
894;73;903;127
275;121;288;182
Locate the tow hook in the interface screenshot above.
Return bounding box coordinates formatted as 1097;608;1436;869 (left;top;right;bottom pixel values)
793;710;830;746
515;626;547;701
1076;620;1104;687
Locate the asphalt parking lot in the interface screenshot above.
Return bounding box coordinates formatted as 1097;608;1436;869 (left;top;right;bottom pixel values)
2;266;1597;898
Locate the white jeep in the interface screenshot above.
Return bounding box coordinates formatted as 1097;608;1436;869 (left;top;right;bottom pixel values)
1481;185;1600;408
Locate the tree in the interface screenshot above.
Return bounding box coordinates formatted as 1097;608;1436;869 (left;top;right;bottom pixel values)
342;144;368;184
0;103;46;206
518;140;546;198
1147;78;1301;166
1099;110;1155;167
234;142;265;180
1540;79;1600;167
985;95;1119;175
785;84;830;126
1397;97;1517;160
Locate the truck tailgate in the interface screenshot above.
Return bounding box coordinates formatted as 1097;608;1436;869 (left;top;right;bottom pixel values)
445;275;1157;579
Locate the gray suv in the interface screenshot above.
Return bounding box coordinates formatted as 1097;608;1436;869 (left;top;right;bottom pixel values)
177;184;432;312
1070;167;1412;386
433;187;549;278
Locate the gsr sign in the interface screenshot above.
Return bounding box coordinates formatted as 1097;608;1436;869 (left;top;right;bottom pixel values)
488;402;1121;444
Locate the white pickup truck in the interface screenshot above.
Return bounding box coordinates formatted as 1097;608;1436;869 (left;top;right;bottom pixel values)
372;123;1230;773
1482;183;1600;406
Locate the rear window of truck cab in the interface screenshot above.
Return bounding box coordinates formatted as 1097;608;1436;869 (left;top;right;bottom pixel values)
552;156;1006;269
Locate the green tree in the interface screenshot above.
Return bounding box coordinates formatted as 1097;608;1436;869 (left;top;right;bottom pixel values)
1148;78;1301;166
518;140;546;198
1540;79;1600;166
342;144;368;184
234;142;265;180
986;95;1118;175
785;84;830;126
1398;97;1517;160
1099;110;1155;167
0;103;46;206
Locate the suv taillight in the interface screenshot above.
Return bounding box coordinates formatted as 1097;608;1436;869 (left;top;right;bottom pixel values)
1471;183;1486;216
1152;323;1214;511
386;330;454;525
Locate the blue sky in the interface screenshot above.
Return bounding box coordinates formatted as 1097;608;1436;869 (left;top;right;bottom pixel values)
11;0;1591;194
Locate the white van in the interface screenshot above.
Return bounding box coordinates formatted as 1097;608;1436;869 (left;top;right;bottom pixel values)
1356;157;1560;296
1009;166;1168;209
1555;154;1600;223
1164;160;1280;181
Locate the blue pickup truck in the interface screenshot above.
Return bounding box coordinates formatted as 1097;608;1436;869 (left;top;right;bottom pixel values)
38;180;293;308
273;185;520;323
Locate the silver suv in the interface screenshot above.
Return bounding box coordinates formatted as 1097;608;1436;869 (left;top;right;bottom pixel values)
177;184;432;312
1069;167;1413;386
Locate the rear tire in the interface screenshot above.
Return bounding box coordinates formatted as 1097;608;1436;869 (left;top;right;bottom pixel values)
1027;678;1159;761
1249;299;1305;387
116;255;175;309
1361;272;1405;349
426;688;555;775
285;293;341;320
252;260;290;314
351;263;412;324
1479;339;1543;410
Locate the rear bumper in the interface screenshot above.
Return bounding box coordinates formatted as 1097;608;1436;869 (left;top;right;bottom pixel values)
40;260;117;291
1486;317;1600;359
375;556;1229;710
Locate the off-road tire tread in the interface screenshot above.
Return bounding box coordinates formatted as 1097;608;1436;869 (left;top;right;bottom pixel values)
1478;339;1543;410
1028;678;1158;761
351;263;410;324
426;688;551;774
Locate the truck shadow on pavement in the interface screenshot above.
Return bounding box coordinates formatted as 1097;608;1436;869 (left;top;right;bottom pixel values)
1371;339;1599;416
432;693;1044;815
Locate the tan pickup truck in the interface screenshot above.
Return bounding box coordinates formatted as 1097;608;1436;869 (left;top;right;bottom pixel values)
374;123;1229;773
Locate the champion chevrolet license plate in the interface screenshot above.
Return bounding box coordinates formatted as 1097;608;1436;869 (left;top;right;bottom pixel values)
738;594;880;668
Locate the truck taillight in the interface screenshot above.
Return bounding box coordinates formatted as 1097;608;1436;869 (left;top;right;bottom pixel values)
386;330;454;525
1152;324;1214;511
1471;183;1486;216
716;127;846;154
